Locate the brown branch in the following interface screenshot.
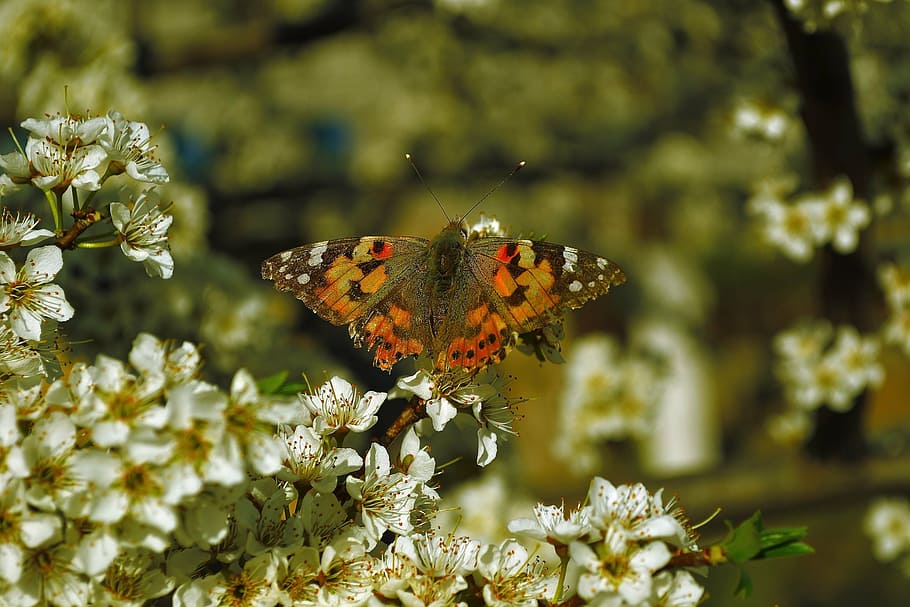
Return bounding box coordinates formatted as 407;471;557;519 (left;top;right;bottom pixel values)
55;208;104;250
377;395;427;447
666;547;725;569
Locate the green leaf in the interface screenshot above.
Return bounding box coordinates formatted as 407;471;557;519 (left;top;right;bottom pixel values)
760;541;815;559
722;511;764;564
257;371;290;394
733;568;753;599
256;372;310;395
721;511;813;563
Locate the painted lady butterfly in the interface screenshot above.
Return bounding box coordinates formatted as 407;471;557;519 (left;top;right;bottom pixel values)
262;218;625;373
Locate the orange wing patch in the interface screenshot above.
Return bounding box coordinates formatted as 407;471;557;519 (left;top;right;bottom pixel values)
356;304;424;371
313;239;396;322
438;302;512;371
492;242;561;328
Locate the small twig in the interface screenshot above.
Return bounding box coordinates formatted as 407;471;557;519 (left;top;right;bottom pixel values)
665;546;725;569
378;395;427;447
56;208;105;250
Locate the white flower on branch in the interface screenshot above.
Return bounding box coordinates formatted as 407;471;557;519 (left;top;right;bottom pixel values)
570;525;672;606
110;189;175;279
99;111;169;184
277;424;362;493
346;444;417;545
0;246;74;341
478;539;557;607
301;376;385;436
0;210;53;247
508;501;594;546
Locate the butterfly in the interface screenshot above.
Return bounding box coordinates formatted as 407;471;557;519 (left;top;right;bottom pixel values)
261;218;625;373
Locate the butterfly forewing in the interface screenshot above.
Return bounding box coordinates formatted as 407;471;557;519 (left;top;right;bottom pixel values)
261;236;428;323
465;238;626;334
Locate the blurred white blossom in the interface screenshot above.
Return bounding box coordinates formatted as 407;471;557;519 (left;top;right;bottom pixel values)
732;99;790;142
865;497;910;570
555;335;663;475
775;322;883;413
749;176;870;262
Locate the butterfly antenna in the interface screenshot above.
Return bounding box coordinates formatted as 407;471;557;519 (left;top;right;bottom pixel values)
461;160;526;222
406;153;450;223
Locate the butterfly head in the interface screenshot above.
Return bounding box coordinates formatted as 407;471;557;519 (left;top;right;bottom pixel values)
429;220;470;285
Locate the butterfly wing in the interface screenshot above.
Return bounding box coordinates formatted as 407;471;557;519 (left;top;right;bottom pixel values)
262;236;433;370
431;237;624;371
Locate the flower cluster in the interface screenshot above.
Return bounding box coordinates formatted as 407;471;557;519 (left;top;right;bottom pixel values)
865;497;910;576
554;335;665;475
509;478;703;607
0;110;174;274
0;111;168;194
748;177;871;262
0;109;175;374
1;329;711;606
770;321;884;440
394;368;523;467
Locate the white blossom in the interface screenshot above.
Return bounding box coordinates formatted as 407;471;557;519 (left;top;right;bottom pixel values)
478;539;557;607
585;478;687;544
99;111;169;184
110;189;174;279
24;135;107;192
301;376;385;435
651;570;705;607
278;424;362;493
221;369;302;477
346;444;417;544
0;246;74;341
0;210;53;247
804;178;870;253
570;526;671;606
865;497;910;562
508;501;593;546
394;530;480;580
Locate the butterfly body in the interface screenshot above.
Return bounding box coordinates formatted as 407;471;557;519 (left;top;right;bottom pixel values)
262;219;625;372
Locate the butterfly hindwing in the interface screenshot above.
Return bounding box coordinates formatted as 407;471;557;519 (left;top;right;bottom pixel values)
430;269;516;372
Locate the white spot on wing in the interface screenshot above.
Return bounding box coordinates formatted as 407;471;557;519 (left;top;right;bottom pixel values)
308;243;328;267
298;273;310;284
278;264;287;273
280;251;293;262
588;281;595;288
596;257;608;270
569;280;583;292
563;247;578;273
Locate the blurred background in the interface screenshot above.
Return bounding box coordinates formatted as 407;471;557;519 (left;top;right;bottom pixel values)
2;0;910;604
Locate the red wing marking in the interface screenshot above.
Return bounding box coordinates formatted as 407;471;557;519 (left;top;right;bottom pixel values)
370;240;394;260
